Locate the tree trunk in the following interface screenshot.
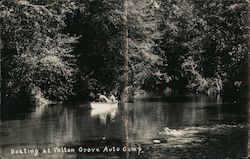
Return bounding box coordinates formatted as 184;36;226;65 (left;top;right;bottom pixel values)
122;0;129;102
122;0;129;158
247;0;250;157
0;36;2;121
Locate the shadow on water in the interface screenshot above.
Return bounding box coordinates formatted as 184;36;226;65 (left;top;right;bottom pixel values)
0;94;248;159
1;102;34;121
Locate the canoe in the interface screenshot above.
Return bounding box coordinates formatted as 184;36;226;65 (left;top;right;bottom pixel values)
90;102;118;110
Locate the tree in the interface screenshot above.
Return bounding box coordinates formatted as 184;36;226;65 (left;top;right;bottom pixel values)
194;0;248;100
64;0;125;99
127;0;170;94
0;0;78;104
159;0;247;95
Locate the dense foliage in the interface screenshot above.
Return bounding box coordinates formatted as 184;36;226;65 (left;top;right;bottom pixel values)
0;0;248;105
160;0;248;95
0;0;78;103
127;0;170;94
64;0;125;100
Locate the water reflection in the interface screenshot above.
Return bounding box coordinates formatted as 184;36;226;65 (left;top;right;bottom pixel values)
31;104;48;118
0;94;248;159
127;96;227;144
91;105;118;125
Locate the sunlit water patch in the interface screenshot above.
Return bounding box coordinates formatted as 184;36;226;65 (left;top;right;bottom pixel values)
159;124;247;148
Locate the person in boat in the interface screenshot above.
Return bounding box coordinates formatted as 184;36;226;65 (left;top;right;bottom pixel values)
98;94;112;103
97;92;117;103
109;93;118;102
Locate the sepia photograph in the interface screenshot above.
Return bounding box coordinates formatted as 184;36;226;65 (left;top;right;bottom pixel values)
0;0;249;158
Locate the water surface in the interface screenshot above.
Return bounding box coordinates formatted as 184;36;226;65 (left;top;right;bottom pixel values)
0;94;248;158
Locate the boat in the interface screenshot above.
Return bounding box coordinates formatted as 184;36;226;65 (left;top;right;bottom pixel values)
90;102;118;110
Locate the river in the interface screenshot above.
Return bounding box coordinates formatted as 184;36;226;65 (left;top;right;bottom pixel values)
0;93;248;159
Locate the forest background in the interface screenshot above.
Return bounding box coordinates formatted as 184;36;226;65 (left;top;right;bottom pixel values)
0;0;248;107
